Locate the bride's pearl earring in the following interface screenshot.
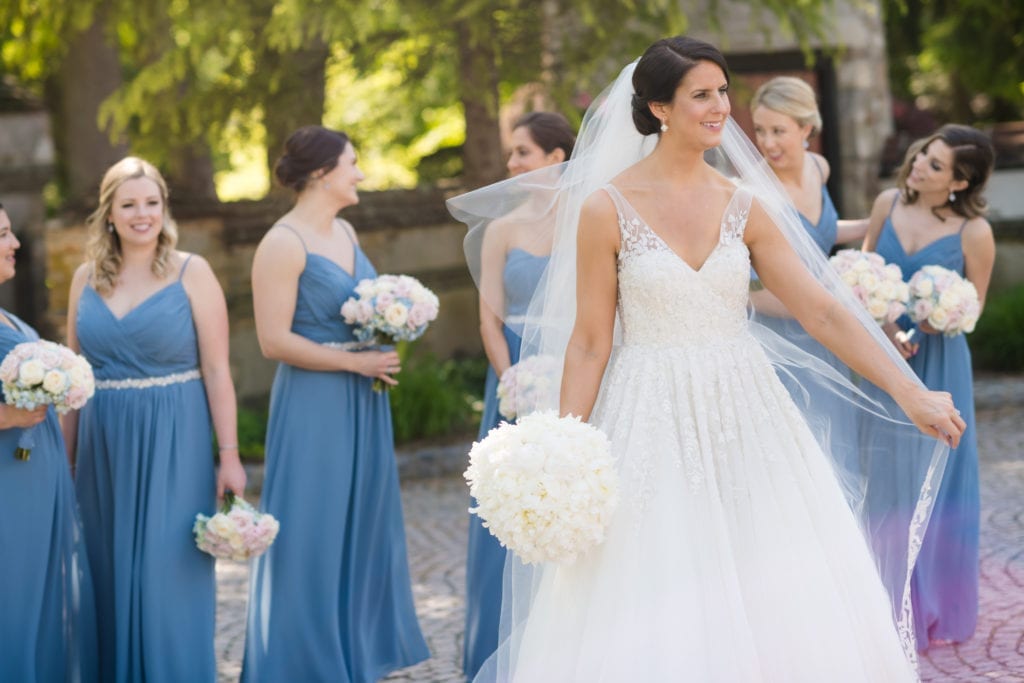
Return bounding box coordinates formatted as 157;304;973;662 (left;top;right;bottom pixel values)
802;139;810;149
660;122;668;133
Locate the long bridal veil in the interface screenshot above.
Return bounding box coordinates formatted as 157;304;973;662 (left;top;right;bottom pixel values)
448;59;948;679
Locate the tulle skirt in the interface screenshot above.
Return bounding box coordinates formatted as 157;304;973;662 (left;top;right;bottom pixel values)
501;339;918;682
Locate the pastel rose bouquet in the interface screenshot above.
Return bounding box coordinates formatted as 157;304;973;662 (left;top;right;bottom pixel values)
0;340;95;460
829;249;910;325
193;492;280;561
465;411;620;565
340;274;440;391
906;265;981;337
496;355;560;421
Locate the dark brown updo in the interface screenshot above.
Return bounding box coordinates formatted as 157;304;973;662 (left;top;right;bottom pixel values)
274;125;350;192
513;112;577;159
631;36;730;136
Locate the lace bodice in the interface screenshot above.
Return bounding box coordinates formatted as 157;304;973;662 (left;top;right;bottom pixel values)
604;185;752;346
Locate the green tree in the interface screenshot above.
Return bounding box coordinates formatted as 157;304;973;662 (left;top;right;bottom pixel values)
884;0;1024;122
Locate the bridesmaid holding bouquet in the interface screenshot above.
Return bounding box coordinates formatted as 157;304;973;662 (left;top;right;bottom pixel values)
0;201;97;682
242;125;428;682
456;111;576;679
64;157;246;682
863;124;996;649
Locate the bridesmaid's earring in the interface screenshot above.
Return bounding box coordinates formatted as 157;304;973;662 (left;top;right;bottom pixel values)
949;191;956;203
660;122;668;133
802;139;810;149
107;222;114;233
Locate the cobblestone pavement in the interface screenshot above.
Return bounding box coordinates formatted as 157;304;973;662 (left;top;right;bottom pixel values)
216;377;1024;682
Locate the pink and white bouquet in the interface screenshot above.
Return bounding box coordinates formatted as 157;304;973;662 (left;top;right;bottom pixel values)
466;411;619;565
496;355;560;421
340;274;440;344
829;249;910;324
906;265;981;336
193;493;280;561
0;340;95;460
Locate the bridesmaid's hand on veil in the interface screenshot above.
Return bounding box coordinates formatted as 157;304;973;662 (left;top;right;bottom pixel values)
895;385;967;448
351;349;401;387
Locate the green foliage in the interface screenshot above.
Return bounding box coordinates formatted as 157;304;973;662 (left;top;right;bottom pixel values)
388;353;488;444
236;405;268;461
971;285;1024;372
883;0;1024;122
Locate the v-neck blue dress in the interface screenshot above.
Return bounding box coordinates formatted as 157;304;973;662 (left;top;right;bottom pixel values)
874;199;978;649
242;227;428;682
75;258;217;682
0;310;98;682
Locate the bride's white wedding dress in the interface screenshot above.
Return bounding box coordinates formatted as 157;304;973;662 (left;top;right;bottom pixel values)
506;185;919;682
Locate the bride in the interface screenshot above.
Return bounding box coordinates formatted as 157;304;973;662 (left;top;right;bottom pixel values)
450;36;963;681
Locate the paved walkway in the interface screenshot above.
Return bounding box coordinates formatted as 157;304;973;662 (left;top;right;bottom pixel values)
215;377;1024;682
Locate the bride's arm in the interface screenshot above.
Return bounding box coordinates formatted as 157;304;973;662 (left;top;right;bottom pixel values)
560;192;620;421
746;202;966;446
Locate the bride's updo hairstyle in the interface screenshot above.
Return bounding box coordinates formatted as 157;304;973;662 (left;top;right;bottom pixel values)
631;36;730;136
274;125;350;192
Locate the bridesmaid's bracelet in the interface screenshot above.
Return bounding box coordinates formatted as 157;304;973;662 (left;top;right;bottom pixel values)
218;444;238;451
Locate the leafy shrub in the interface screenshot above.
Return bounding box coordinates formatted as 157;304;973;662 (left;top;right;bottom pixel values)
236;406;268;461
389;353;487;444
971;285;1024;372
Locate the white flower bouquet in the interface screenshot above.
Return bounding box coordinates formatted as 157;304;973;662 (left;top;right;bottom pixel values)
906;265;981;337
340;274;440;390
0;340;95;460
465;411;620;565
496;355;560;421
829;249;910;324
193;493;280;561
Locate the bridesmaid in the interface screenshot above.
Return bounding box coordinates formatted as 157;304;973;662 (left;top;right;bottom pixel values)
0;202;97;682
63;157;247;682
242;125;429;682
464;111;575;679
863;124;995;649
748;77;863;469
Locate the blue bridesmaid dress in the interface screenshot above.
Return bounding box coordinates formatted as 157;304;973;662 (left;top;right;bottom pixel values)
75;257;218;682
0;311;97;683
464;248;548;679
755;163;859;472
874;198;979;649
242;226;428;683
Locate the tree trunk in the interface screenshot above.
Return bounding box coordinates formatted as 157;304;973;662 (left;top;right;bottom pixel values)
166;139;218;203
48;3;127;207
261;41;330;196
457;19;504;189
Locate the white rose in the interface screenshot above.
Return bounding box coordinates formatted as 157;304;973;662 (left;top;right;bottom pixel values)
912;277;934;298
867;298;889;321
938;288;962;310
68;364;90;387
383;302;409;328
18;359;45;386
42;369;69;394
928;307;950;330
841;270;860;287
857;271;879;291
877;280;897;301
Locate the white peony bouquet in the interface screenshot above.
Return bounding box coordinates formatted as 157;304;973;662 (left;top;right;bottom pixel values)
496;355;560;421
0;340;95;460
193;493;280;561
906;265;981;337
829;249;910;324
465;411;620;565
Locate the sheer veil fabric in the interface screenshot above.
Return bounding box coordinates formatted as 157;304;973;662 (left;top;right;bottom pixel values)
448;60;948;680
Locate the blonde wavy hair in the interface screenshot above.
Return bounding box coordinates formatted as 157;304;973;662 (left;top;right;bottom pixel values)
85;157;178;295
750;76;823;136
